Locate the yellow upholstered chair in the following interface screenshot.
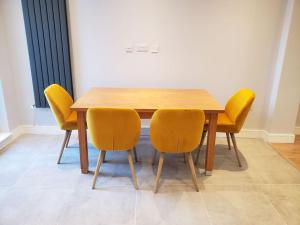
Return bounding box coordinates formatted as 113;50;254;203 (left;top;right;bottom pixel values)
87;108;141;190
195;89;256;167
44;84;77;164
150;109;205;193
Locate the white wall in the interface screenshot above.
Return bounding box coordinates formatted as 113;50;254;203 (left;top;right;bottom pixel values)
297;105;300;127
0;0;299;138
0;0;56;127
0;0;35;127
68;0;287;130
0;4;21;130
268;0;300;133
0;81;9;131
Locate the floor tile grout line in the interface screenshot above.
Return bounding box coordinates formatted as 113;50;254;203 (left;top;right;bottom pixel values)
199;191;213;225
261;192;288;225
134;190;138;225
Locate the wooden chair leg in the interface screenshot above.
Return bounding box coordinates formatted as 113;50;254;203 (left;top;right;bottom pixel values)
230;133;242;167
57;130;71;164
127;150;138;189
65;130;72;148
92;150;105;189
226;132;231;150
103;151;107;162
194;130;207;165
133;146;138;163
152;150;157;165
187;152;199;192
154;153;165;193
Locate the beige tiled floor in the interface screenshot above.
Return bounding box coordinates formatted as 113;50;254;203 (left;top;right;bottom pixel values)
0;134;300;225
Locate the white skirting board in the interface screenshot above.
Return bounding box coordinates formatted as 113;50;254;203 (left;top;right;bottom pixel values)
4;124;294;144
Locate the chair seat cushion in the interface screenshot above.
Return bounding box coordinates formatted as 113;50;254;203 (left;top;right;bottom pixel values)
216;113;236;133
204;113;236;133
62;111;77;130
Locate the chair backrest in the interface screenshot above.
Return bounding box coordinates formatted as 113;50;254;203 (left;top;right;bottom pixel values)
44;84;74;129
150;109;205;153
225;89;256;132
87;108;141;151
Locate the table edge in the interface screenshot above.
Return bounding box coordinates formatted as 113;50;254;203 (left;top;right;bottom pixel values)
71;107;225;113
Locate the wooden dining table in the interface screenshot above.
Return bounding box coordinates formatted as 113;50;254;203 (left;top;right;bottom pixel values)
71;87;224;175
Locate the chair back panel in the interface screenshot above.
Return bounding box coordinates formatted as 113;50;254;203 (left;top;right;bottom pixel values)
44;84;74;129
225;89;256;132
87;108;141;151
150;109;205;153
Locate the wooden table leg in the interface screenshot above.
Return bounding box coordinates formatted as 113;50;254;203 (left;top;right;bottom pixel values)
205;113;218;176
77;111;89;174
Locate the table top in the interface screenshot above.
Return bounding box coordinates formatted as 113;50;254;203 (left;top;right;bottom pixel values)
71;87;224;113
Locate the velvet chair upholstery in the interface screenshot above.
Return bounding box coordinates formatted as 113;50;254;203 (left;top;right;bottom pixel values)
44;84;77;164
195;89;256;167
87;108;141;190
150;109;205;193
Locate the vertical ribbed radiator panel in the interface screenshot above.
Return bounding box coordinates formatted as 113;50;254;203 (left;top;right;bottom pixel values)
22;0;73;108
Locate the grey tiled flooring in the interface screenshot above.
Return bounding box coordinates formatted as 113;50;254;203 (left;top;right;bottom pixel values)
0;134;299;225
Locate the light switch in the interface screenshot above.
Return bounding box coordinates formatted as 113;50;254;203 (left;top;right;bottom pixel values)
136;44;148;52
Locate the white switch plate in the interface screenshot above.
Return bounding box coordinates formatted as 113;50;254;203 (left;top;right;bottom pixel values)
125;46;134;53
136;44;148;52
